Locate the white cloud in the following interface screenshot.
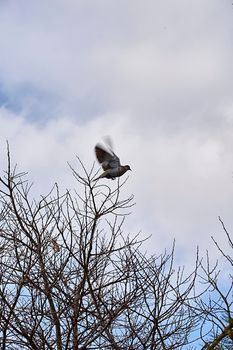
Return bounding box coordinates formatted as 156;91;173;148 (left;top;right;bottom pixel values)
0;0;232;265
0;0;232;120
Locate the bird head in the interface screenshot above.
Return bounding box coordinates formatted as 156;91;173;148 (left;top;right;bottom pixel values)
125;165;131;171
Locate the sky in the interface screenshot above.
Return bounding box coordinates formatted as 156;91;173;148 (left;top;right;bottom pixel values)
0;0;233;267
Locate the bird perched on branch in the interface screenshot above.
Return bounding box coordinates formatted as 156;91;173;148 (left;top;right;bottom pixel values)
93;138;131;181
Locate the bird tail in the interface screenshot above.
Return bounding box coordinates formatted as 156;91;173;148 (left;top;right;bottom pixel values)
92;171;106;182
92;175;101;182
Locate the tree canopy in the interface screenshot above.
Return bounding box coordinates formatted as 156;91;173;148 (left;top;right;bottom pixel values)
0;151;232;349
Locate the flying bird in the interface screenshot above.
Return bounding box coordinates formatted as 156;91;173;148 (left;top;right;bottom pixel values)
93;138;131;181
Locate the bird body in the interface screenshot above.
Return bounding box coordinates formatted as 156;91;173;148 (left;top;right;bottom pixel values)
94;165;130;181
93;139;131;181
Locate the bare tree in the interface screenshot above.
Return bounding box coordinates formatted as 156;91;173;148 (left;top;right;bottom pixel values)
0;149;232;349
196;217;233;350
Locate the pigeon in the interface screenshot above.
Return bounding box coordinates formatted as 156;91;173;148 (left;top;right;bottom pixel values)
93;139;131;181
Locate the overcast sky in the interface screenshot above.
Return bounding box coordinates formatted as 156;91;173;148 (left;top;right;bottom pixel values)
0;0;233;265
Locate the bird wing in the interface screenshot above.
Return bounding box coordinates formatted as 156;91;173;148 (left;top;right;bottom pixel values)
95;144;120;170
102;135;114;150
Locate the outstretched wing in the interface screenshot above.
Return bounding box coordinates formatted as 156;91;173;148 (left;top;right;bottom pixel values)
95;144;120;170
102;135;114;150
